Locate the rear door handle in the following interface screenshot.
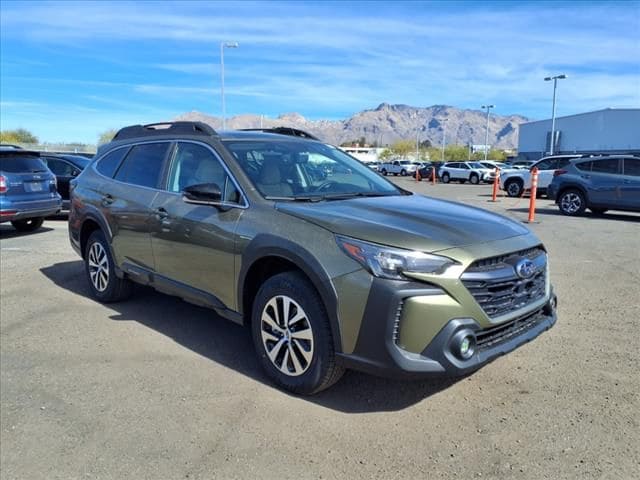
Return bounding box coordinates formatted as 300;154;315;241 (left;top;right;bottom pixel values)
154;207;169;219
101;194;114;206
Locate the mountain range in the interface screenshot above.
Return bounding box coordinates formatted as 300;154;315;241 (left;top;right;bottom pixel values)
176;103;530;150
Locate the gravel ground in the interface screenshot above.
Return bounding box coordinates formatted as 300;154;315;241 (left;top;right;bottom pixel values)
1;183;639;480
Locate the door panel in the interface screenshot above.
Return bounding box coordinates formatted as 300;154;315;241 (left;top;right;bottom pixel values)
585;159;624;207
621;158;640;209
150;193;242;308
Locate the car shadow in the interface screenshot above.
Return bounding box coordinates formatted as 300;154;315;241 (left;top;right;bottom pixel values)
0;225;54;238
40;260;460;413
507;207;640;222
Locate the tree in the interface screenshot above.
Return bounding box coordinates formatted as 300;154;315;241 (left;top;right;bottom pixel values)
390;139;415;159
378;148;393;161
98;128;118;145
0;128;38;144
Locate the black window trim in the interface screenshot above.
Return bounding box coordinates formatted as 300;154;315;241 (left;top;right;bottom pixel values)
43;157;75;176
161;140;249;209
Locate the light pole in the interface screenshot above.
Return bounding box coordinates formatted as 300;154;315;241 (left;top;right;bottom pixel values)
544;74;567;155
440;118;448;161
481;104;494;161
220;41;239;130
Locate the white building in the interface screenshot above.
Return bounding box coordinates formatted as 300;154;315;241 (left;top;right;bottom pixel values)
518;108;640;159
339;147;386;163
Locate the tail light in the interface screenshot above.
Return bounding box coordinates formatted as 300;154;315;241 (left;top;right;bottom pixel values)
0;175;7;194
553;169;568;177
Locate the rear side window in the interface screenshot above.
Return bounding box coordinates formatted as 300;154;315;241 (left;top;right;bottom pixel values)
45;158;74;176
0;154;48;173
114;143;170;188
623;158;640;177
575;161;591;172
96;148;128;178
590;159;619;174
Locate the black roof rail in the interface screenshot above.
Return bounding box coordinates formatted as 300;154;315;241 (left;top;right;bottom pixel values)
113;121;217;141
238;127;320;141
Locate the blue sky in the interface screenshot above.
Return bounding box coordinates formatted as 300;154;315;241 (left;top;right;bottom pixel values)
1;0;639;144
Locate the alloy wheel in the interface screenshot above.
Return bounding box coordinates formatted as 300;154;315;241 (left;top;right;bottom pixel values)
260;295;314;377
88;242;109;292
560;192;582;214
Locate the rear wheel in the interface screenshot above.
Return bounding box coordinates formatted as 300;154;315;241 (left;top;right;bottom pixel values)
251;271;344;395
84;230;133;302
380;169;387;176
11;217;44;232
441;172;450;183
505;179;524;197
400;169;407;176
558;189;586;216
469;173;480;185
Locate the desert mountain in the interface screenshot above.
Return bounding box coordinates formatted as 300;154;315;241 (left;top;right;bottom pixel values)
176;103;529;149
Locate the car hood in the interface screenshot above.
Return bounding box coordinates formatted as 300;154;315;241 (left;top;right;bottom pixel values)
276;194;530;252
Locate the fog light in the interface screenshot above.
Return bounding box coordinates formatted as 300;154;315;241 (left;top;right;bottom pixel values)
452;330;476;360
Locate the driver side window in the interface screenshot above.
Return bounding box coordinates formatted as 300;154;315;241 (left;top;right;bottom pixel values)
167;142;240;203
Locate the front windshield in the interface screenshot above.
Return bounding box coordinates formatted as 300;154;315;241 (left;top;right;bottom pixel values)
223;140;403;200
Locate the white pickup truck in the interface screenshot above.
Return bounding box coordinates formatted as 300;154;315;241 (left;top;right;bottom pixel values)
379;160;417;176
500;155;580;197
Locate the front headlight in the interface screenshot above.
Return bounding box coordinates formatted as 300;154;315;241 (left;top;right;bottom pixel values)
336;235;459;280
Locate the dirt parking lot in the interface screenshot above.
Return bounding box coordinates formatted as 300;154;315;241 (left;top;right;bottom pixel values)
1;181;639;480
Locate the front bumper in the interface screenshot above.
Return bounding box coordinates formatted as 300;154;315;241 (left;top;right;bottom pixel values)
337;277;557;378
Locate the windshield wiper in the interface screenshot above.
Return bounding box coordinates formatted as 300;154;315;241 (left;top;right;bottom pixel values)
265;195;325;202
320;192;396;201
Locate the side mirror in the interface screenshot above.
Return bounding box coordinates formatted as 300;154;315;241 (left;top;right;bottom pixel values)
182;183;222;205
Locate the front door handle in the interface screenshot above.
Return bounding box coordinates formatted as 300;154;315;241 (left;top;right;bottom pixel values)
154;207;169;219
101;194;114;206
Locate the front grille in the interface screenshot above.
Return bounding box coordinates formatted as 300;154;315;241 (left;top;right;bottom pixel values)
476;308;546;351
462;247;547;319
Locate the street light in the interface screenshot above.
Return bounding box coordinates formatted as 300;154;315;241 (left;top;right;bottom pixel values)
481;104;495;161
220;41;239;130
440;118;448;161
544;74;567;155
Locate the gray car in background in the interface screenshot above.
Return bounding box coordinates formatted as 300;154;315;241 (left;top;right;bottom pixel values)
547;155;640;216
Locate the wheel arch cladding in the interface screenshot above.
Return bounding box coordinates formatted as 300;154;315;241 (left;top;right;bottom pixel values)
239;234;343;353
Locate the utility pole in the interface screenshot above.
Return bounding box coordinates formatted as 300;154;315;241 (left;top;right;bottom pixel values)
544;74;567;155
481;104;495;161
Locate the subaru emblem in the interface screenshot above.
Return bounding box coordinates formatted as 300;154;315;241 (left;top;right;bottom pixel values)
515;259;536;279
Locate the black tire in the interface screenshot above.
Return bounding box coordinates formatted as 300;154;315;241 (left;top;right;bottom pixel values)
11;217;44;232
84;230;133;303
558;189;587;216
441;172;450;183
469;173;480;185
505;179;524;197
251;271;344;395
400;169;407;176
380;169;387;176
590;207;608;215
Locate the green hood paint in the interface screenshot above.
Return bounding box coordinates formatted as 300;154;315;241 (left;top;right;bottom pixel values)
276;194;530;253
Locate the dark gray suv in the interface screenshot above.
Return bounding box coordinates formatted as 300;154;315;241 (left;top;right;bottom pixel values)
548;155;640;216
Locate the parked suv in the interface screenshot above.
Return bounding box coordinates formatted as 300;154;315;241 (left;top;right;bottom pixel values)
500;155;580;197
439;162;495;184
41;153;91;209
69;122;557;394
1;149;62;231
548;155;640;216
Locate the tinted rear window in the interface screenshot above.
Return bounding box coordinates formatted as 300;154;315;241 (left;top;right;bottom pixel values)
114;142;170;188
96;148;129;178
0;155;48;173
623;158;640;177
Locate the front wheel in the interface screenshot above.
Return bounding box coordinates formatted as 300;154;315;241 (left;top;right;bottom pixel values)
469;173;479;185
251;272;344;395
441;172;450;183
11;217;44;232
84;230;133;303
558;189;586;216
505;179;524;197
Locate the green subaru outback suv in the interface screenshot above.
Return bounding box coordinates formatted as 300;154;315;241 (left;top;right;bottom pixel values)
69;122;557;394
